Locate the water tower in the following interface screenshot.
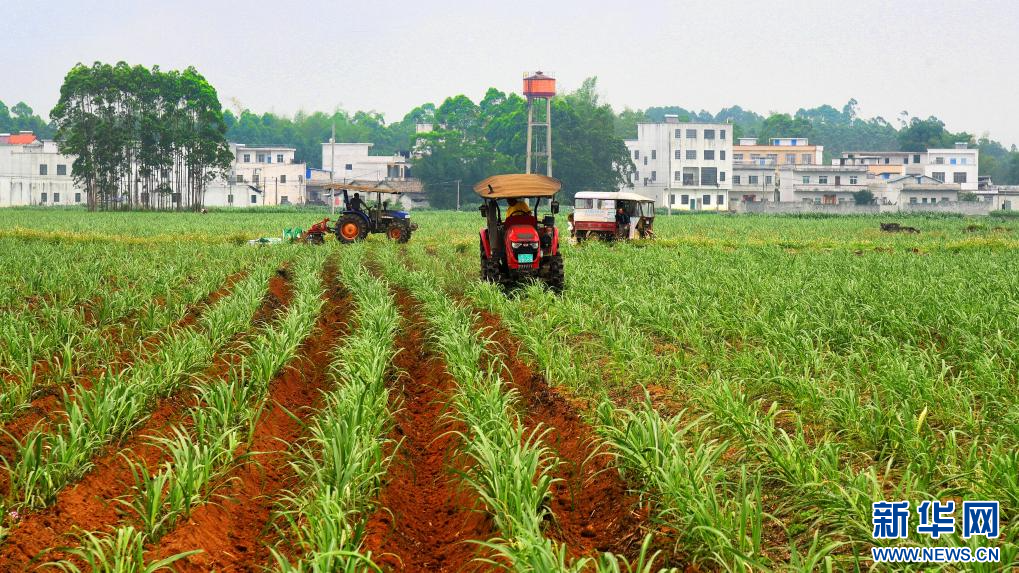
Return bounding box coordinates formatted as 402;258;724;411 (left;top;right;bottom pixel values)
523;71;555;176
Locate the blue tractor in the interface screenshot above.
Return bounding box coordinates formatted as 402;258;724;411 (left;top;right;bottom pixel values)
324;183;419;244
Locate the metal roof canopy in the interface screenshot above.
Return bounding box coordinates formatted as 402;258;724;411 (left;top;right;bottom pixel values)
318;182;420;194
473;174;561;199
575;191;654;202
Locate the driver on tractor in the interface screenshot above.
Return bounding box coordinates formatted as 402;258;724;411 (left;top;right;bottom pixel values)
350;192;367;213
505;197;532;221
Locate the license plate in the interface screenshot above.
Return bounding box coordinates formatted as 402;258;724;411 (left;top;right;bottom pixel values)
517;253;534;263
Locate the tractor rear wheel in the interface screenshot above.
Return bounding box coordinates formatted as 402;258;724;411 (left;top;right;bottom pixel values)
387;223;411;244
539;254;564;293
336;214;367;244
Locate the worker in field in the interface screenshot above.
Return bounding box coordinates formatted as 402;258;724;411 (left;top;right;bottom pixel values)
615;206;630;239
350;192;367;213
505;197;532;220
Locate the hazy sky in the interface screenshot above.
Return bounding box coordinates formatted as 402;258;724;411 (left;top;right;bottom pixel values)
5;0;1019;146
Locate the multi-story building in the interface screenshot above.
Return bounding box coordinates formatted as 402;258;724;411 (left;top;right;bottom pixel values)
925;144;978;191
322;142;413;182
880;174;961;205
0;134;83;207
778;164;870;204
205;144;307;207
835;143;977;191
622;116;732;211
731;137;824;205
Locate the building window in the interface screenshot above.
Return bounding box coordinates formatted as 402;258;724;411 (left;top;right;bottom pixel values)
902;157;909;164
950;158;957;165
849;176;858;184
280;196;290;204
670;194;677;206
802;153;812;165
57;164;67;176
910;197;918;204
960;158;968;165
677;194;688;205
683;168;696;186
785;154;795;164
701;168;718;186
74;193;81;203
932;172;946;182
643;157;648;166
675;150;681;159
41;192;48;203
253;173;260;184
674;129;681;138
954;172;967;183
819;176;829;184
748;175;760;185
704;150;715;160
674;171;681;181
720;150;726;160
236;174;244;183
258;153;267;163
704;129;715;140
703;194;711;205
686;150;696;160
720;129;726;140
884;157;890;164
52;193;60;203
634;171;639;180
634;150;639;160
39;164;48;175
243;154;251;163
345;163;353;170
686;129;697;139
802;176;810;184
228;194;234;204
765;175;773;185
733;175;741;185
265;155;272;164
651;170;656;181
733;153;743;161
651;150;656;160
720;171;726;182
935;157;944;164
251;195;258;204
280;175;287;184
277;153;284;163
717;194;724;205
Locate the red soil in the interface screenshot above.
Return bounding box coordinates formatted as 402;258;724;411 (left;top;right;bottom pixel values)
145;261;348;572
0;270;262;570
471;308;649;561
0;270;249;496
253;267;294;326
360;290;496;571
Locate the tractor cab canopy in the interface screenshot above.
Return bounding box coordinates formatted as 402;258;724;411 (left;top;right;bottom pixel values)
474;174;561;200
574;191;655;219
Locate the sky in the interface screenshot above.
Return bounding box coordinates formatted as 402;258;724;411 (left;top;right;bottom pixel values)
4;0;1019;146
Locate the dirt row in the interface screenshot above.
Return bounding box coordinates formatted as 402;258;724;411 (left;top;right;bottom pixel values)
0;269;250;469
145;260;350;571
0;267;291;570
359;278;650;570
360;290;496;571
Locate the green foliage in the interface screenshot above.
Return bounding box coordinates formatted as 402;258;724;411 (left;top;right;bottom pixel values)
49;61;233;211
0;100;54;138
851;189;875;205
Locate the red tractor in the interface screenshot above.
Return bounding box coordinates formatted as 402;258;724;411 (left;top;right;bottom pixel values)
476;174;564;292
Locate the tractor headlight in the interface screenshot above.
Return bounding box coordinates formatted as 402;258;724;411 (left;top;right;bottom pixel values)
511;241;538;249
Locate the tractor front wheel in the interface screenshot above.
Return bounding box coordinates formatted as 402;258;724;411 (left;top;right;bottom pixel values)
539;254;564;293
387;223;412;244
480;250;502;285
336;215;367;244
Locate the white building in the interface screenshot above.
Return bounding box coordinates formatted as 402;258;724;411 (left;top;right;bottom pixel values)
321;143;412;182
0;134;83;207
778;164;870;204
622;116;733;211
881;174;961;205
925;144;978;191
205;144;307;207
835;143;978;191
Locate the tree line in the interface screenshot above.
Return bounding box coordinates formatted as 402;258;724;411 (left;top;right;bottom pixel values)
10;76;1019;209
0;101;54;138
49;62;232;211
